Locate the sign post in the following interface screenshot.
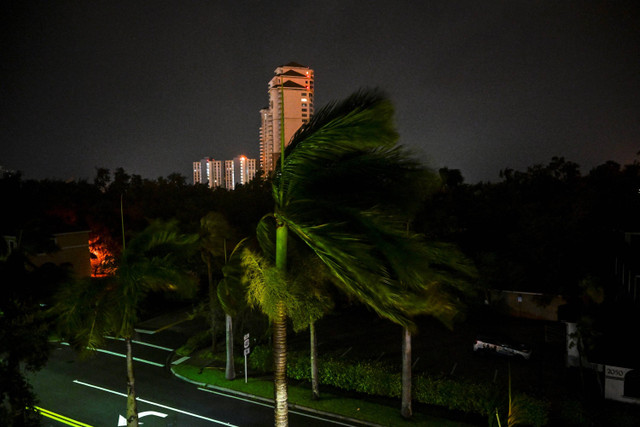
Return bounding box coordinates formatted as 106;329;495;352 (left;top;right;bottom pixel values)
243;333;250;383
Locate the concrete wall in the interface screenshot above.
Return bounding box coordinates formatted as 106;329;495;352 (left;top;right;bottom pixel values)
604;365;640;405
30;230;91;278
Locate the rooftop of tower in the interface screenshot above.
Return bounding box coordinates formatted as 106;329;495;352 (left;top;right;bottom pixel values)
280;61;309;68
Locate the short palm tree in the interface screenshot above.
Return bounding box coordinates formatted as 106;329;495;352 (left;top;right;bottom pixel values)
52;220;198;427
254;89;451;426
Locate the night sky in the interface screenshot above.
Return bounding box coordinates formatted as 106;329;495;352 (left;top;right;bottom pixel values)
2;1;638;183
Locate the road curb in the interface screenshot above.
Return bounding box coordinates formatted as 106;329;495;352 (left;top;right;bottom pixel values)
170;366;384;427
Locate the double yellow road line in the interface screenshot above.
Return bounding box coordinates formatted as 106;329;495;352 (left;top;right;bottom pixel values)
33;406;93;427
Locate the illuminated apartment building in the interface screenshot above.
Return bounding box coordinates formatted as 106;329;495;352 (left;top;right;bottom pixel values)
193;161;203;184
235;155;257;187
192;156;257;190
259;62;314;175
193;157;223;189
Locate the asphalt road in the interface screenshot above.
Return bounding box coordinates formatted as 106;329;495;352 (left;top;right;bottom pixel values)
30;332;363;426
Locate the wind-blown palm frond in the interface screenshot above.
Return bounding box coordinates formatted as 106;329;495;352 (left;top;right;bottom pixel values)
200;211;236;264
53;220;198;344
256;214;277;264
217;238;248;316
274;90;429;212
287;252;334;332
242;246;333;331
52;276;119;354
267;89;473;329
242;248;299;321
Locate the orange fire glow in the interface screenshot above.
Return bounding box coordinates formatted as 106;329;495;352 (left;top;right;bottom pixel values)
89;236;117;277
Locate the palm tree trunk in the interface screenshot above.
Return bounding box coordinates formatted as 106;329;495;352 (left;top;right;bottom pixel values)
125;337;139;427
273;300;288;426
208;261;217;353
225;314;236;380
274;223;289;426
401;327;412;419
310;320;320;400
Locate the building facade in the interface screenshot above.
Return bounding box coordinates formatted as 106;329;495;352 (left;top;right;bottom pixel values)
192;156;256;190
259;62;314;176
194;157;224;189
234;155;257;187
4;230;92;278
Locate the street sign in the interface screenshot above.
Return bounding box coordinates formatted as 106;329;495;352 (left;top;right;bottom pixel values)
243;333;250;383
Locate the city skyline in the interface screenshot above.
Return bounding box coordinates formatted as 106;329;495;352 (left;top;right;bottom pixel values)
2;2;638;183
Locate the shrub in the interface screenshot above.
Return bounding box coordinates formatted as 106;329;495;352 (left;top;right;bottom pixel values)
248;345;272;373
176;330;210;356
282;350;549;424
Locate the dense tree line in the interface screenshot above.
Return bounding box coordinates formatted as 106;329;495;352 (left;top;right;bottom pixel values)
417;156;640;297
4;156;638;301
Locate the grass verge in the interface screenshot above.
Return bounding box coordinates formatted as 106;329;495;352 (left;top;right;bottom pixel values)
172;363;476;426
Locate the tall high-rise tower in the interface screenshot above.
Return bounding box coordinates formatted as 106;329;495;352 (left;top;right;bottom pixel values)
259;62;314;175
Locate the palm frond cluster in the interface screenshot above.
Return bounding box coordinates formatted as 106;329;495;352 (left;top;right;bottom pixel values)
52;220;198;352
264;89;476;330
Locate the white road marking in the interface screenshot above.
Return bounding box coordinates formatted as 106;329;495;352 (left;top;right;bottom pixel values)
94;348;165;367
73;380;238;426
105;336;174;352
59;342;164;367
118;411;168;426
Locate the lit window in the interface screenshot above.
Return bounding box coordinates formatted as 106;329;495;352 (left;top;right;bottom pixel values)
301;98;307;102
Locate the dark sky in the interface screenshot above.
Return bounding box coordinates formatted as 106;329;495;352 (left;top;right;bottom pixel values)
2;1;638;183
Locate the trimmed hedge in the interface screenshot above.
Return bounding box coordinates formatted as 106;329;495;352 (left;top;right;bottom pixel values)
249;346;549;426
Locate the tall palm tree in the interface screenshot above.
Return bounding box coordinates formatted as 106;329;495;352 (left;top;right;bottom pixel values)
253;220;334;400
199;212;236;354
52;220;198;427
289;253;333;401
217;238;248;380
255;89;448;426
396;241;477;418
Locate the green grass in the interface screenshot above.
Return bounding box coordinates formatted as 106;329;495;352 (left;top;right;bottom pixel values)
172;363;475;426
